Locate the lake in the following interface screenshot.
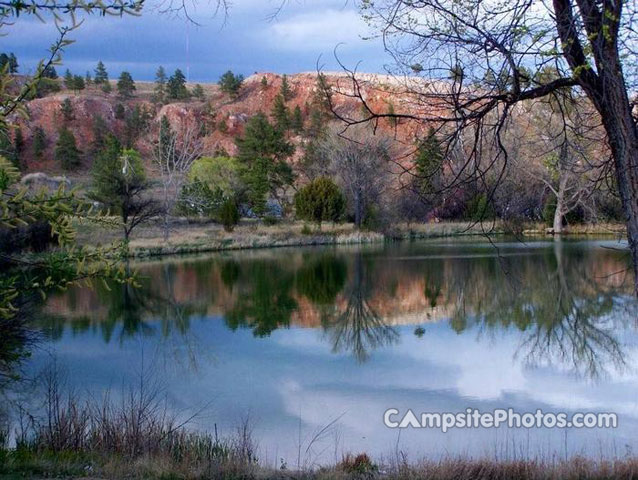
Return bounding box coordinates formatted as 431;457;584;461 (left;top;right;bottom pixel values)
26;237;638;467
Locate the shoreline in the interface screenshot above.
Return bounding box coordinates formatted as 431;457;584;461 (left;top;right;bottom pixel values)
117;221;627;258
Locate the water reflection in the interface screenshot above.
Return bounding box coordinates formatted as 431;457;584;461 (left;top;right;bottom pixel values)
38;238;636;373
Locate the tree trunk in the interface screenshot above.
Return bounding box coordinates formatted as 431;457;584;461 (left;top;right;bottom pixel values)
597;91;638;293
553;159;568;235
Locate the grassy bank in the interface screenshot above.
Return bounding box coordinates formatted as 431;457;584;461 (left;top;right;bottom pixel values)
4;445;638;479
75;219;628;258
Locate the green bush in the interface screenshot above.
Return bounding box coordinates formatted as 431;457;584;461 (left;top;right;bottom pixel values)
464;193;495;221
219;198;240;232
294;177;345;226
263;215;279;226
542;196;557;226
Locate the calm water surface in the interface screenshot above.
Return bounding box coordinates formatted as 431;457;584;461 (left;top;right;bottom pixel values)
29;237;638;466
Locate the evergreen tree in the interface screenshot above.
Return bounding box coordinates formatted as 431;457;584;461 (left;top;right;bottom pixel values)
291;105;304;134
8;53;17;73
218;70;244;97
94;61;108;85
85;71;92;86
158;115;173;162
271;94;290;132
101;81;112;94
0;53;18;73
261;76;268;90
89;135;156;243
153;66;167;103
60;98;74;122
72;75;85;92
167;68;189;99
280;74;293;101
55;128;81;170
415;127;444;195
124;104;151;148
42;65;58;79
114;103;125;120
235;112;295;215
64;69;74;90
117;71;136;99
294;177;345;226
32;126;47;158
90;115;109;155
192;83;205;100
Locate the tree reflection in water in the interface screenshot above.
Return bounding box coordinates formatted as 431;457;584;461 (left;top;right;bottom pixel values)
322;253;399;363
35;239;637;375
442;239;633;378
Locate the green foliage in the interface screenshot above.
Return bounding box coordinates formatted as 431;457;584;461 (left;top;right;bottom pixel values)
271;94;290;132
124;104;151;148
114;103;125;120
89;135;155;241
0;126;16;168
42;65;58;79
55;128;81;170
464;193;495;221
60;97;74;122
116;71;136;99
188;156;242;197
219;197;240;231
152;66;167;104
260;75;268;89
13;126;23;169
280;74;293;101
90;115;109;155
63;69;73;89
415;127;444;195
33;126;47;158
35;78;61;98
94;61;108;85
167;68;189;100
192;83;205;100
101;81;112;94
235;112;295;216
0;53;18;74
218;70;244;97
291;105;304;134
294;177;345;226
177;178;224;217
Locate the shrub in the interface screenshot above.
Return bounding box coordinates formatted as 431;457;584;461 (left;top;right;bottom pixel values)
263;215;278;226
219;198;240;232
464;193;495;221
294;177;345;226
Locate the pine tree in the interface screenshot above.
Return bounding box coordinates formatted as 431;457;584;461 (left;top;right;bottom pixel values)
291;105;304;134
415;127;444;195
60;98;74;122
94;61;108;84
72;75;85;92
85;71;92;86
33;126;47;159
192;83;205;100
114;103;125;120
167;68;189;99
271;94;290;132
64;69;74;90
153;66;167;103
218;70;244;97
8;53;18;73
261;76;268;90
42;66;58;79
55;128;81;170
117;71;136;99
280;74;293;101
235;112;295;216
90;115;109;155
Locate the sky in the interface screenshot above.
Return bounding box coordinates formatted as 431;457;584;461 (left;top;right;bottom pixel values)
3;0;388;82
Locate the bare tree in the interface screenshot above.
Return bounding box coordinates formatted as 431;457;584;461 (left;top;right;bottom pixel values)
153;116;205;241
320;126;393;228
327;0;638;291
